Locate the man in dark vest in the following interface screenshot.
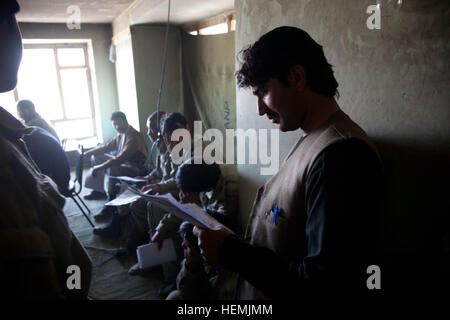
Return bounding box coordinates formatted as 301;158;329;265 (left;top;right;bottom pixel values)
194;26;383;299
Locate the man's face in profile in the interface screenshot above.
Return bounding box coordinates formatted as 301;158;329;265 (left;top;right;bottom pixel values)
163;132;180;152
112;119;128;134
17;107;31;122
251;67;307;132
147;119;159;141
0;14;22;93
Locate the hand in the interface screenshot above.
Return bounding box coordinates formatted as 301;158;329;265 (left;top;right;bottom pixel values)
141;184;161;194
151;231;164;250
179;191;200;204
182;240;203;272
192;225;232;268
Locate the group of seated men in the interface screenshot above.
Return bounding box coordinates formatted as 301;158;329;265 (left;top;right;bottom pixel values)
10;91;239;299
81;110;238;298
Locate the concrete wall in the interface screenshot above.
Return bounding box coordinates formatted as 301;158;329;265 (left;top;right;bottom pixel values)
235;0;450;252
19;23;120;142
130;25;183;133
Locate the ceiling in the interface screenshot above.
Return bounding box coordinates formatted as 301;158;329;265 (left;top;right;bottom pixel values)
15;0;235;25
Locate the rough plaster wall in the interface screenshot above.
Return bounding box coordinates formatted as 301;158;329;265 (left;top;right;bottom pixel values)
18;23;120;141
235;0;450;251
130;25;183;133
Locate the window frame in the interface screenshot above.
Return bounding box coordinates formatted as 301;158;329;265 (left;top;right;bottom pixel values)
15;42;97;140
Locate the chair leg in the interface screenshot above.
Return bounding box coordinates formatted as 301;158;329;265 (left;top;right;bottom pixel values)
75;194;92;215
70;195;95;228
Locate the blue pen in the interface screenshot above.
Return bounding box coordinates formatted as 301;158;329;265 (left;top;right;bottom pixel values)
273;206;279;225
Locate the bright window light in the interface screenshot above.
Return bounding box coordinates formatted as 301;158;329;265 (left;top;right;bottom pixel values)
57;48;85;67
17;48;64;120
230;19;236;31
0;91;17;117
199;23;228;35
3;43;98;146
189;30;198;35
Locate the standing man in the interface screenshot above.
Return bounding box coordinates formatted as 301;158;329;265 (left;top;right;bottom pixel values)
84;111;148;220
194;26;383;298
0;0;92;299
17;99;60;141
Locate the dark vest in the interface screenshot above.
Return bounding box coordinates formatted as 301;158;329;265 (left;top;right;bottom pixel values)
237;110;378;299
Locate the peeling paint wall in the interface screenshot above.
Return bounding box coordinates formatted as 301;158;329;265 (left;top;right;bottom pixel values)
235;0;450;252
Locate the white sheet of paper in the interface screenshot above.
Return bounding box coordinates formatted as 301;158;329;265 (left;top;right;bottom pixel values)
137;239;177;269
109;176;149;183
84;167;105;192
127;187;226;230
104;189;141;206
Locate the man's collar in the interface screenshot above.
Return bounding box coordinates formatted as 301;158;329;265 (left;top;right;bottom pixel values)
0;107;33;140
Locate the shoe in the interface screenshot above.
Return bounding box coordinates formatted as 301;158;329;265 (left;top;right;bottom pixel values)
84;190;107;200
93;223;121;239
94;206;116;221
93;210;123;238
159;282;177;299
128;262;162;276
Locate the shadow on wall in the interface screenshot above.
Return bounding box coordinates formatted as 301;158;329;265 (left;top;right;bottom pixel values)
373;137;450;291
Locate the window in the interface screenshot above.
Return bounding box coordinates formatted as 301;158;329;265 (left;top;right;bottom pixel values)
198;23;228;35
186;11;235;36
0;42;97;145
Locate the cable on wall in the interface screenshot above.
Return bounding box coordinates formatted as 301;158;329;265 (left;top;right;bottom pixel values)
156;0;172;137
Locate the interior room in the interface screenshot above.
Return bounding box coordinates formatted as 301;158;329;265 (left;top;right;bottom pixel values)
0;0;449;301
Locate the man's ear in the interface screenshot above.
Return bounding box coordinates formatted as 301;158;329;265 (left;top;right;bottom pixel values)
289;65;307;92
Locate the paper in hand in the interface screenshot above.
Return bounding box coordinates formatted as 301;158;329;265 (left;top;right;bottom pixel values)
127;187;225;230
137;239;177;269
109;176;149;183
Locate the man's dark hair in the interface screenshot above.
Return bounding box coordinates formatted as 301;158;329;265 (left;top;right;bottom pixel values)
17;100;36;112
162;112;187;136
236;26;339;98
179;221;197;248
0;0;20;20
147;111;166;124
110;111;127;122
176;160;221;193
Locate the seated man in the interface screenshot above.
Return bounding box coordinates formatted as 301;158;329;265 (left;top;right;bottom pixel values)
127;112;191;275
136;111;167;183
164;160;237;299
167;221;238;300
17;99;60;142
84;111;148;221
22;126;70;194
92;111;168;238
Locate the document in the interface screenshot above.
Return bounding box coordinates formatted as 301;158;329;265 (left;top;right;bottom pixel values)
127;187;226;230
137;239;177;269
84;167;105;192
109;176;149;183
104;189;140;206
105;187;153;206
